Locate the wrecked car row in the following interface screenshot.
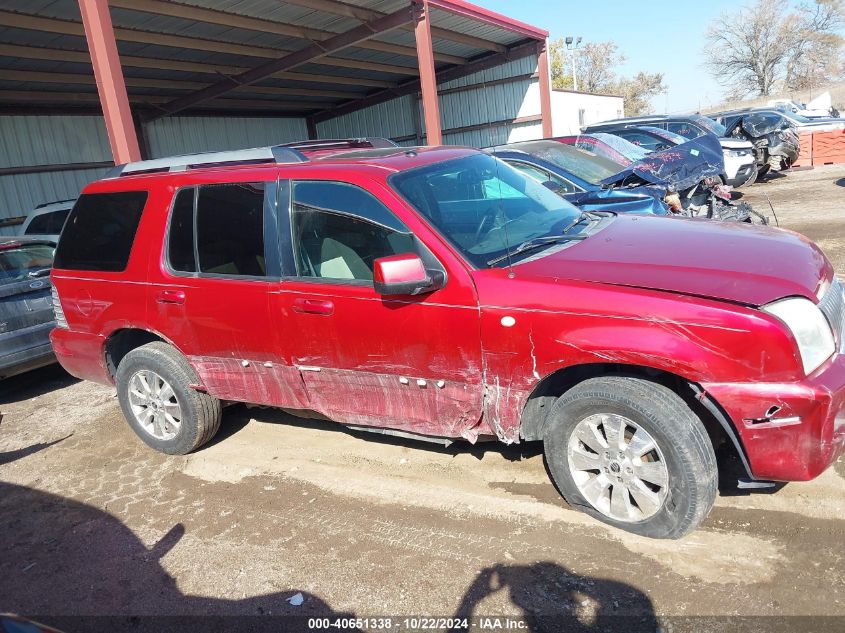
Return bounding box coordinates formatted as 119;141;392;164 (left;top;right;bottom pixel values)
46;139;845;540
488;134;765;223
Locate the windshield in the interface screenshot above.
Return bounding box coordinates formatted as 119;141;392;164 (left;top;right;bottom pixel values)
743;112;787;136
691;114;727;136
0;243;55;284
590;133;650;162
500;141;621;185
776;110;812;124
390;153;582;268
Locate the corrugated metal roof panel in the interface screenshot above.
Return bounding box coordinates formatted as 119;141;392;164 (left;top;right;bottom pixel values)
0;168;107;226
429;10;525;46
0;115;111;168
145;115;308;158
315;94;416;141
438;78;538;133
438;54;539;90
444;120;543;148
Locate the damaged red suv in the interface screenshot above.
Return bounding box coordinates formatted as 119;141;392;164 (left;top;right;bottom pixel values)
50;139;845;539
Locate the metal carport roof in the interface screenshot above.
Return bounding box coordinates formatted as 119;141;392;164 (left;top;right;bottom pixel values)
0;0;549;125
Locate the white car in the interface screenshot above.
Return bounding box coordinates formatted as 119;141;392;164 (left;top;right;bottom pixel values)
19;199;74;245
719;138;758;188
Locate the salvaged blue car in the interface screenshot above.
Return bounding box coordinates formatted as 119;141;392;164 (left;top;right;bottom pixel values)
486;140;670;216
488;137;765;223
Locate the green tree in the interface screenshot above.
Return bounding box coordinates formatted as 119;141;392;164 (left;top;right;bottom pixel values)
549;39;666;115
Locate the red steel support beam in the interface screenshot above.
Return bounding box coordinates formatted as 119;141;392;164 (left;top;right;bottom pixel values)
77;0;141;163
415;0;442;146
426;0;548;40
537;41;553;138
150;5;418;120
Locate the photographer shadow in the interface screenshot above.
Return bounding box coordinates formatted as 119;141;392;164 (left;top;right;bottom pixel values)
451;562;657;633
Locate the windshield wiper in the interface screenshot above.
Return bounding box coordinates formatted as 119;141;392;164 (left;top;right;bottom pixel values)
487;234;587;266
486;212;603;267
561;210;599;234
27;268;51;278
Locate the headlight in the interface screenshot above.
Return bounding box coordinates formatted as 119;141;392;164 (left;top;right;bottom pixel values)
763;297;835;374
724;149;749;158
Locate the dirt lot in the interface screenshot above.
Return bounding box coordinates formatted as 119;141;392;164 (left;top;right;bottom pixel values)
2;165;845;632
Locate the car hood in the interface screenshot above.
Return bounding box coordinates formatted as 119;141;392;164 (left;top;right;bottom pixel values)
565;186;669;216
516;215;831;306
599;135;724;192
719;138;754;150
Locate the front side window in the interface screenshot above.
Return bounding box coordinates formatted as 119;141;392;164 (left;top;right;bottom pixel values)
497;142;620;186
391;153;580;268
507;161;579;194
666;121;704;140
165;183;267;277
617;131;663;151
54;192;147;272
691;115;727;136
291;181;415;282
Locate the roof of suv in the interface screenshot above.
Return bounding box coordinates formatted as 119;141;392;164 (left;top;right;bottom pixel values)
84;144;480;194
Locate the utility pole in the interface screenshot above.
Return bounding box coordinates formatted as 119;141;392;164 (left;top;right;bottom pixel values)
565;36;582;91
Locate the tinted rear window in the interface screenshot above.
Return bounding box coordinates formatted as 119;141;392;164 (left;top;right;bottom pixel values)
0;243;54;284
25;208;70;235
54;192;147;271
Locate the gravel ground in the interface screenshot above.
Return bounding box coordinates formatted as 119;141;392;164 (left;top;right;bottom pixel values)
1;164;844;633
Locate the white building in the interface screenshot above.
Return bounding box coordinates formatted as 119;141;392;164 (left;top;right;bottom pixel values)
551;89;625;136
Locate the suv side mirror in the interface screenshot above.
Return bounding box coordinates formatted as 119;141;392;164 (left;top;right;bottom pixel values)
373;253;444;296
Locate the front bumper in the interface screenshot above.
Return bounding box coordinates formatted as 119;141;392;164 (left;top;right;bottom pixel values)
702;353;845;481
725;163;758;188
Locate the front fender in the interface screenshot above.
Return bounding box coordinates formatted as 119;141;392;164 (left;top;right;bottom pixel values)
476;278;801;442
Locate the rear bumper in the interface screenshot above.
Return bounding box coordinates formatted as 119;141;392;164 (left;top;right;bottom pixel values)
703;354;845;481
0;321;56;378
0;344;55;378
50;327;112;385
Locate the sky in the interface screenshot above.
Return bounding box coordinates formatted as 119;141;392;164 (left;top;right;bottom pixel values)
475;0;744;113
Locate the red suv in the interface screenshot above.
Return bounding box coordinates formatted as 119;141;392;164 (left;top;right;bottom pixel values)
50;140;845;539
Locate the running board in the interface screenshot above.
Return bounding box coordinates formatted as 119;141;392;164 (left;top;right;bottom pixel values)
347;425;454;447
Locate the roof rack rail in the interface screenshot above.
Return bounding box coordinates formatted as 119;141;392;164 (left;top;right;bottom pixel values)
282;137;399;151
35;198;76;209
105;145;309;178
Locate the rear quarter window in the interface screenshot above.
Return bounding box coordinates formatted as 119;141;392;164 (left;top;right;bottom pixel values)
54;192;148;272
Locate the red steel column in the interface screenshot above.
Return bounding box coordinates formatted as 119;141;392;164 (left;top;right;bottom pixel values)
415;0;443;146
78;0;141;163
537;40;553;138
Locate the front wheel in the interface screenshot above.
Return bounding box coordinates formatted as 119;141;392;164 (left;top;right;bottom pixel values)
543;376;717;539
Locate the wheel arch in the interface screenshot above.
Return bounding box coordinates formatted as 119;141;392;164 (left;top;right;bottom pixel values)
519;362;753;479
103;328;189;382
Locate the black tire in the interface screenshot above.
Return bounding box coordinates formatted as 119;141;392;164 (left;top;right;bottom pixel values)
543;376;717;539
756;164;771;180
115;341;222;455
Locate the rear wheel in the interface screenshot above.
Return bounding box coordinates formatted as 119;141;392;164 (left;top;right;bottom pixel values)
543;376;717;539
116;342;221;455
